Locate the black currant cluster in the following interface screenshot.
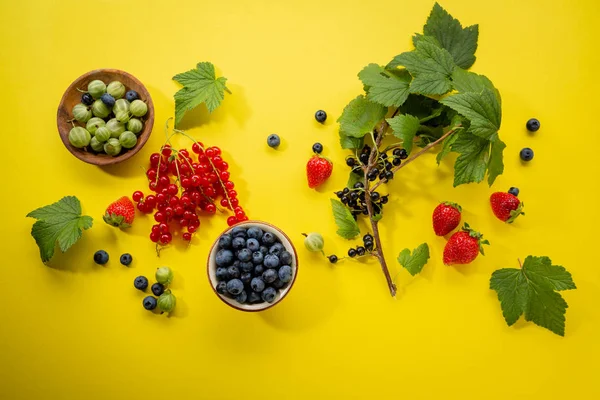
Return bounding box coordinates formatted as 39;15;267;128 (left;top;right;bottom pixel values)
327;233;375;264
335;184;388;220
346;145;408;184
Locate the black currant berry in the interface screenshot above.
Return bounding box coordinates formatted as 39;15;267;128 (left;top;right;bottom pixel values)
356;246;366;256
348;248;357;257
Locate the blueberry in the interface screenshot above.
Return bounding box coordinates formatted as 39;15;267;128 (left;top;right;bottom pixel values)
240;261;254;272
526;118;540;132
263;254;280;269
93;250;109;265
247;227;263;240
81;92;94;105
237;248;252;262
279;251;293;265
272;279;286;289
218;234;233;249
259;245;269;255
100;93;116;107
246;238;260;252
240;272;253;284
267;134;281;148
315;110;327;123
232;260;241;267
235;290;248;304
251;277;266;292
134;276;149;291
216;267;229;281
278;265;293;283
269;243;285;256
125;90;139;102
261;287;277;303
120;253;132;266
248;291;262;303
227;266;240;279
216;281;227;295
508;187;520;197
151;283;164;296
252;251;264;265
262;268;278;283
262;232;276;245
254;265;264;277
216;249;234;267
312;142;323;154
231;227;247;238
226;279;244;295
232;237;246;250
520;147;534;162
143;296;157;310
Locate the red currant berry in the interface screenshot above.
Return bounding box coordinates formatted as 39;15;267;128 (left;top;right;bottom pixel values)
149;181;159;192
208;173;218;183
212;147;221;156
150;232;160;242
175;205;184;215
205;187;216;197
136;202;147;212
179;149;189;157
150;153;161;167
212;155;223;165
191;143;201;153
199;176;210;187
161;144;172;157
190;175;200;186
180;196;191;207
154;212;165;222
206;204;216;214
220;198;230;208
146;169;157;180
181;178;191;188
225;181;235;190
227;190;237;198
160;233;172;244
191;192;202;203
227;216;237;226
240;216;248;221
179;218;188;226
169;196;180;207
132;191;144;202
159;176;170;187
188;225;198;233
183;232;192;241
235;211;245;220
157;203;167;212
156;193;166;203
159;162;169;173
159;223;169;233
220;171;230;181
230;198;239;207
166;184;178;195
234;206;243;213
164;207;174;217
160;188;169;196
205;148;215;157
219;161;229;171
198;154;208;163
145;195;157;208
180;163;191;175
151;225;160;234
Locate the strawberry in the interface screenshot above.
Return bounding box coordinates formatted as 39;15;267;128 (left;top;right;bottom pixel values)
443;223;489;265
306;154;333;188
103;196;135;228
432;201;462;236
490;192;524;223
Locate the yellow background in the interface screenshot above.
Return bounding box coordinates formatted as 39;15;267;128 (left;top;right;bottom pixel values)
1;0;599;398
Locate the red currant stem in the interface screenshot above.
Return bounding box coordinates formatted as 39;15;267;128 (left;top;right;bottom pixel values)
173;152;183;196
518;258;523;268
155;131;178;187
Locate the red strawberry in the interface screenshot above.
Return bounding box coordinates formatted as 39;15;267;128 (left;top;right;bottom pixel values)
432;201;462;236
103;196;135;228
490;192;524;223
443;223;489;265
306;154;333;188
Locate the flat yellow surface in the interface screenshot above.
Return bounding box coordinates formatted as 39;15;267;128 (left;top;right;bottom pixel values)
1;0;599;398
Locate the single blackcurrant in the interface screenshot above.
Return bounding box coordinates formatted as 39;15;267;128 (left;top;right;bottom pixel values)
328;255;338;264
348;248;357;257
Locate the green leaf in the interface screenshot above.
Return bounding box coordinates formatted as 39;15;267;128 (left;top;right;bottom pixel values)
450;130;490;186
330;199;360;239
387;114;421;154
451;68;494;93
339;131;364;149
441;88;501;141
173;62;229;127
436;130;459;164
397;243;430;276
26;196;93;263
490;256;576;336
487;139;505;185
419;3;479;69
372;212;383;222
358;64;411;107
347;171;363;189
337;95;387;138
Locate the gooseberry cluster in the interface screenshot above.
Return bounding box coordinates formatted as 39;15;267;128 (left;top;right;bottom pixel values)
133;139;247;248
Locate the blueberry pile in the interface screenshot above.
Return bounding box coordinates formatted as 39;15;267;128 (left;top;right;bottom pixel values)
214;226;294;305
134;266;177;314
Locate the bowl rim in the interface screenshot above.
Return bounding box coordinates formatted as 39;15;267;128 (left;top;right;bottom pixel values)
56;68;155;166
206;220;299;312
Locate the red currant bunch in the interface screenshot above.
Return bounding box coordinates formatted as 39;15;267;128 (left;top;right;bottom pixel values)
133;141;247;248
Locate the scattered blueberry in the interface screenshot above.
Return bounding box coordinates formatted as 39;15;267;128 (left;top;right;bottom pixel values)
251;277;266;292
241;272;253;284
247;227;263;240
216;249;234;267
315;110;327;123
235;290;248;304
216;281;227;295
262;269;278;284
81;92;94;106
262;287;277;303
232;237;246;250
520;147;534;162
279;265;293;283
151;283;165;296
216;267;229;281
218;234;233;249
237;248;252;262
240;261;254;272
267;134;281;148
120;253;132;266
508;187;520;197
125;90;139;102
143;296;157;310
246;238;260;252
134;276;149;291
526;118;540;132
231;227;247;238
248;291;262;303
312;142;323;154
100;93;116;107
252;251;264;265
94;250;109;265
226;279;244;295
262;232;276;245
254;265;264;276
280;251;293;265
227;265;241;279
264;254;280;268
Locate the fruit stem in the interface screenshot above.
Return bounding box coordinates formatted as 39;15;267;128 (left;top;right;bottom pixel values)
518;258;523;268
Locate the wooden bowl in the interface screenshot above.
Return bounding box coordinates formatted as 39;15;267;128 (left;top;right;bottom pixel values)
207;221;299;312
57;69;154;166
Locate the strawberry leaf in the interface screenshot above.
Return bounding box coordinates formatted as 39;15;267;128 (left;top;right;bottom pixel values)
330;199;360;239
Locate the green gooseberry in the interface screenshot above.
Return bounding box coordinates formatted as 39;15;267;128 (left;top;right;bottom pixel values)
85;117;106;135
113;98;130;113
127;118;143;134
119;131;137;149
158;291;176;313
72;103;92;123
115;110;130;123
106;118;125;138
91;99;111;118
155;266;173;285
68;127;91;148
106;81;126;99
95;126;110;142
89;136;104;152
87;79;106;99
104;138;122;156
303;232;324;252
130;100;148;117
